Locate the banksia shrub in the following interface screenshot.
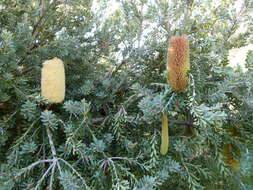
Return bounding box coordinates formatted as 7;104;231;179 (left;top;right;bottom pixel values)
167;36;190;91
160;114;169;155
41;58;65;103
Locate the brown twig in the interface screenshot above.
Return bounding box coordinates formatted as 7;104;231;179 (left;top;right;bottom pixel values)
103;60;126;79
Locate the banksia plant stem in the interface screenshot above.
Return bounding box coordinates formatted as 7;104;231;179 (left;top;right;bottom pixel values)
41;58;65;103
167;36;190;91
160;114;169;155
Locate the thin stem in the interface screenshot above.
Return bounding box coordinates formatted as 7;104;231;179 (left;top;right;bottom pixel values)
59;158;90;190
5;159;55;185
34;163;54;190
49;161;57;190
162;92;176;113
46;127;57;158
11;118;39;149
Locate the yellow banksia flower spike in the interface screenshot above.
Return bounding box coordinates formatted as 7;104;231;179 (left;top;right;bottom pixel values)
167;36;190;91
160;114;169;155
41;57;65;103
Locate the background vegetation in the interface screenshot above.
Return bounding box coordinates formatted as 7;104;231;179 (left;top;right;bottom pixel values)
0;0;252;189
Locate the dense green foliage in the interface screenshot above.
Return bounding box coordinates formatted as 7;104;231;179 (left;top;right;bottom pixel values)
0;0;253;189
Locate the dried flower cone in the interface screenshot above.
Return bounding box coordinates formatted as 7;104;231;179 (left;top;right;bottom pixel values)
41;58;65;103
167;36;190;91
160;114;169;155
222;143;240;170
222;127;241;170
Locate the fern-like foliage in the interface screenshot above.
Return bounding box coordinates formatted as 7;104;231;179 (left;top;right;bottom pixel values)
0;0;253;189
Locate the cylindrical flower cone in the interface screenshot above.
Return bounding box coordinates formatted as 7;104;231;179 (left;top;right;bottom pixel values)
41;57;65;103
160;114;169;155
167;36;190;91
222;143;240;170
222;127;241;170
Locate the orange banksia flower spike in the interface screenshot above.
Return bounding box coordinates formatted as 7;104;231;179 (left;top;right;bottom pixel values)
167;36;190;91
41;57;65;103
